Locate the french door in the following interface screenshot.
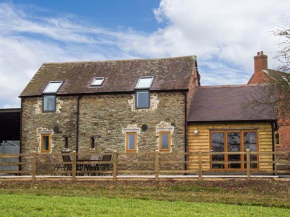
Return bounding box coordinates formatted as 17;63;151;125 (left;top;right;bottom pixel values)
210;130;258;171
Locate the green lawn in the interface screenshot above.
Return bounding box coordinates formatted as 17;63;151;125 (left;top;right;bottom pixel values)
0;194;289;217
0;180;289;216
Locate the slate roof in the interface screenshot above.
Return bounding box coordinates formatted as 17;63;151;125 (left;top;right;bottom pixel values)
20;56;197;97
0;108;21;113
188;85;277;122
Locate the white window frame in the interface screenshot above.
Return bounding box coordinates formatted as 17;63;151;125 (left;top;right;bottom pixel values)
135;76;154;89
43;81;63;94
91;77;105;86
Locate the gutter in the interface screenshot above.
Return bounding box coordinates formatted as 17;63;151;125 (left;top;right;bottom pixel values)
182;92;188;172
19;98;23;172
76;95;81;159
19;89;190;98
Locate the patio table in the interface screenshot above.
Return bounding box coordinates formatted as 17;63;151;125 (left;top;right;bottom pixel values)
77;155;103;175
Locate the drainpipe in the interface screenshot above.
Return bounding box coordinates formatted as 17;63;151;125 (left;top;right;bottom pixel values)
19;98;23;172
76;95;81;159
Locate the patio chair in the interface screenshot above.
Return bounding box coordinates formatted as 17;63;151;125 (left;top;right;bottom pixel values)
62;152;72;174
98;155;112;175
47;156;64;175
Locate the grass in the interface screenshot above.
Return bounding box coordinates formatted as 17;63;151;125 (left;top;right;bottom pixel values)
0;194;289;217
0;179;289;216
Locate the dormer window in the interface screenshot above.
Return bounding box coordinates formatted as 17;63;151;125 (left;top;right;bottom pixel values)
91;77;105;86
135;76;154;89
43;81;63;94
135;76;153;109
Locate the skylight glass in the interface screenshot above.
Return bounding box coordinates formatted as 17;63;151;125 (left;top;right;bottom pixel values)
43;81;63;93
91;77;105;86
135;76;154;89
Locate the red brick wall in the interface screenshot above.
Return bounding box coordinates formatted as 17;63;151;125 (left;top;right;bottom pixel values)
277;120;290;151
248;70;270;84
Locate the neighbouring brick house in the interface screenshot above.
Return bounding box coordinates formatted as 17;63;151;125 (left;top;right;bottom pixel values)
19;56;200;171
248;51;290;151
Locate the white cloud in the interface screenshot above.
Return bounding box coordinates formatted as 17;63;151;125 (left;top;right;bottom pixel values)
151;0;289;68
0;1;289;108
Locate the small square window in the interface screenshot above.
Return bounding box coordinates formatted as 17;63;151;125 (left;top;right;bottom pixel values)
43;95;56;112
41;134;51;153
126;132;137;152
43;81;63;93
159;132;171;152
91;77;105;86
135;76;154;89
136;91;150;109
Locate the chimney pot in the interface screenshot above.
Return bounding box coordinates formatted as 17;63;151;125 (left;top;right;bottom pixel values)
257;52;260;55
261;51;263;55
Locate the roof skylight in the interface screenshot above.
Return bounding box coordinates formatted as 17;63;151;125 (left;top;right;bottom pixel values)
43;81;63;94
135;76;154;89
91;77;105;86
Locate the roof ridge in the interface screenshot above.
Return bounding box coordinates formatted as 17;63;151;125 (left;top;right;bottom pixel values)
198;84;266;89
42;55;197;65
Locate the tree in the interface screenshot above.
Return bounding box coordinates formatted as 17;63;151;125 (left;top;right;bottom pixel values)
249;28;290;120
274;27;290;73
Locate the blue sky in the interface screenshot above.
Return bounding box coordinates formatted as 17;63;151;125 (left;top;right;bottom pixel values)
0;0;289;108
11;0;162;31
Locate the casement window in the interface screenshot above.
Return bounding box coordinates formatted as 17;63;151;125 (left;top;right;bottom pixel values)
159;131;171;152
211;130;258;170
126;132;137;152
43;95;56;112
91;77;105;86
135;91;150;109
41;134;51;153
135;76;154;109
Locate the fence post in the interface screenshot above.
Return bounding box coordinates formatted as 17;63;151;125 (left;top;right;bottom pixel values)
113;150;117;182
198;150;203;180
32;151;37;181
246;149;251;180
72;151;76;181
155;150;159;181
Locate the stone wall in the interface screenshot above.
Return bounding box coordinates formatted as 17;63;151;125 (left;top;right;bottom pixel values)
21;92;186;173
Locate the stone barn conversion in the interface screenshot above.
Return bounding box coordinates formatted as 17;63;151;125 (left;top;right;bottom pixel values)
18;54;279;174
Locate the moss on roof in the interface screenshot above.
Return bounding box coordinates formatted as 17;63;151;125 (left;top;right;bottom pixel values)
20;56;196;97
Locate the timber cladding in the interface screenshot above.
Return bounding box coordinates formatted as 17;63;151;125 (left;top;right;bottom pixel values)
188;122;273;171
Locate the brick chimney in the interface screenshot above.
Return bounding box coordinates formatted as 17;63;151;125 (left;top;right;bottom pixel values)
254;51;268;74
248;51;269;84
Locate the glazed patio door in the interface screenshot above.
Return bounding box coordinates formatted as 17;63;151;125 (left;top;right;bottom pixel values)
227;132;241;169
211;132;225;169
211;130;258;171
